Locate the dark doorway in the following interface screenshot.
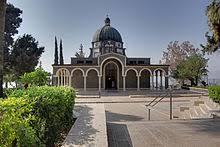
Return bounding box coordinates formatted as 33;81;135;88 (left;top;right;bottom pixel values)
105;63;117;89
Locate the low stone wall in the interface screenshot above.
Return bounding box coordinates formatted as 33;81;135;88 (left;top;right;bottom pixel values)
63;104;108;147
189;87;208;95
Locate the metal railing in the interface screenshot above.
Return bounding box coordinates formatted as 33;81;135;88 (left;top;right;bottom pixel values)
146;88;173;120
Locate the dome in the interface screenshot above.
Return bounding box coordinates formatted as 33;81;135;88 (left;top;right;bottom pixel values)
92;17;122;43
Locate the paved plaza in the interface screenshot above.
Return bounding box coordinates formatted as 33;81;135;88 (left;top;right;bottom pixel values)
65;90;220;147
105;103;220;147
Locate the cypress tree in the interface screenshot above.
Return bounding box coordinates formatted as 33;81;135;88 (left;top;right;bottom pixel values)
54;36;58;65
60;39;64;65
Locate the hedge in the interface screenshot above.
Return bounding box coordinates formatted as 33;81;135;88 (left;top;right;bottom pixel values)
208;85;220;103
0;86;75;147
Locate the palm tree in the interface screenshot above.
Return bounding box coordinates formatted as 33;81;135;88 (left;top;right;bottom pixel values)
0;0;7;97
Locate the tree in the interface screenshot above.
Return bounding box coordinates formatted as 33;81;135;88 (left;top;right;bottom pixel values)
59;39;64;65
202;0;220;53
4;4;22;73
161;41;199;72
4;73;16;88
0;0;7;97
54;37;58;65
75;44;85;58
20;68;50;86
173;53;208;86
10;34;44;80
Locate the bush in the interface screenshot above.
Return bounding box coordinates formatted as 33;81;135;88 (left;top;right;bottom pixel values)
0;97;40;146
208;85;220;103
1;86;75;146
20;68;50;87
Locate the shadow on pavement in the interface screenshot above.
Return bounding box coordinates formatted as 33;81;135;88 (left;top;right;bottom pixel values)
64;105;99;146
105;110;144;122
107;122;133;147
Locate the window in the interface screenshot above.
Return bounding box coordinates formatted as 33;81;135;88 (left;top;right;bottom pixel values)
77;60;84;64
138;61;144;64
129;61;136;64
86;61;92;64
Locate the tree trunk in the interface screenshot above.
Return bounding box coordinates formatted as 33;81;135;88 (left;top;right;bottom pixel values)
195;76;198;86
0;0;7;97
5;81;8;88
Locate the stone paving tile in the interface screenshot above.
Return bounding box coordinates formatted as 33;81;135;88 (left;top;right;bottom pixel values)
105;103;220;147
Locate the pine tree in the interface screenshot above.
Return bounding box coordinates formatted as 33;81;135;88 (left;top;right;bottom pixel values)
60;39;64;65
54;36;58;65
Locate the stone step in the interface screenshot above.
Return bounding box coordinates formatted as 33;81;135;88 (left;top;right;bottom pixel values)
189;107;199;119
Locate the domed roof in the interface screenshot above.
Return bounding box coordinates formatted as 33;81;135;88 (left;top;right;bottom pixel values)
92;17;122;43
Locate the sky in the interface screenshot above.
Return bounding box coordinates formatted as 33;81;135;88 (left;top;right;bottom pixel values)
7;0;220;79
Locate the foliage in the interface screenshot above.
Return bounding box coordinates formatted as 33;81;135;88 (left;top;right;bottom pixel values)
60;39;64;65
4;3;22;74
4;73;16;88
202;0;220;53
161;41;199;72
172;53;208;86
20;68;50;86
0;97;40;146
54;37;59;65
8;86;75;146
208;85;220;103
10;34;45;78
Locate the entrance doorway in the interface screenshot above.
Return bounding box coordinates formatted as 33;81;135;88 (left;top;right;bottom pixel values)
105;63;118;89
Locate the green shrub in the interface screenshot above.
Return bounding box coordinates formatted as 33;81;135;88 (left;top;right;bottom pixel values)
208;85;220;103
20;68;50;86
1;86;75;146
0;97;41;146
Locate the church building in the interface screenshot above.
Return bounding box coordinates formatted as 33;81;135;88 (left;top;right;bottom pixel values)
52;17;169;91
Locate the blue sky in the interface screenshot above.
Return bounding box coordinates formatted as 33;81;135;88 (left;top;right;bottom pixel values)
8;0;220;79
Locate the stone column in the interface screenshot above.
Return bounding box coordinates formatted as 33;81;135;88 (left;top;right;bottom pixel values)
155;71;158;88
165;75;169;89
61;74;63;86
137;75;140;91
83;75;87;91
160;71;163;88
57;76;60;86
123;75;126;91
151;74;154;89
98;75;102;92
69;76;72;87
63;75;66;86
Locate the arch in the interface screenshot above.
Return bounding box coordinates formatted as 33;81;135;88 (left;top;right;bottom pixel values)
140;69;151;88
56;68;70;86
154;68;166;75
56;68;70;76
154;68;166;89
139;68;152;76
125;68;138;76
85;68;100;77
71;68;85;76
86;69;99;89
103;61;119;89
100;56;124;76
126;69;137;89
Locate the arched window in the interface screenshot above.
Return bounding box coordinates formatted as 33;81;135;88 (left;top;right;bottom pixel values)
56;68;70;86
